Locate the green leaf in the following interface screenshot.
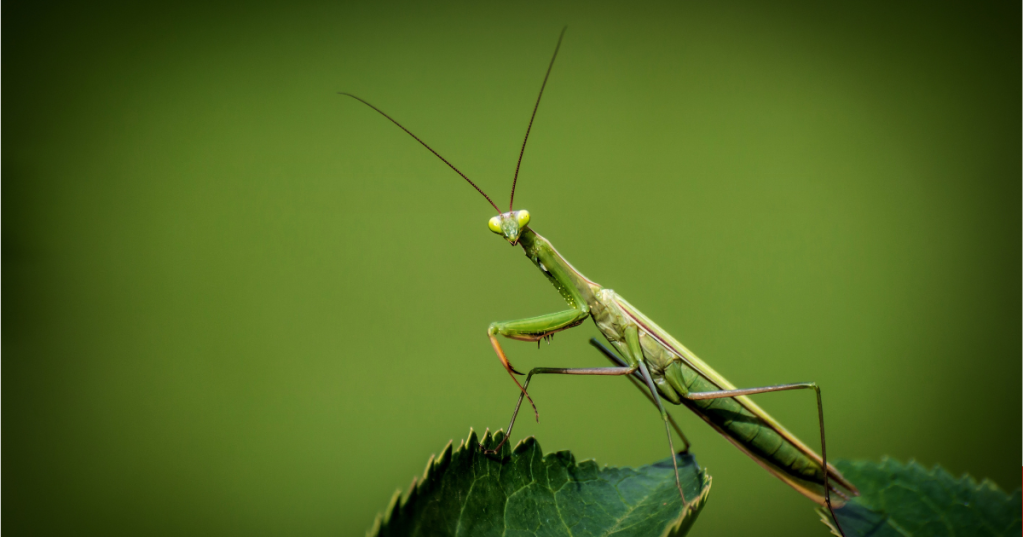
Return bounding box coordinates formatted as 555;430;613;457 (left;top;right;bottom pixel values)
368;429;711;537
818;458;1022;536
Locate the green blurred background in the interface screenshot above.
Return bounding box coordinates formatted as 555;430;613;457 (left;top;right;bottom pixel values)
4;1;1019;535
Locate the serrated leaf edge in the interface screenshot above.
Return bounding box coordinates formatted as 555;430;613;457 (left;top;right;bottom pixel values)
661;472;713;537
367;428;712;537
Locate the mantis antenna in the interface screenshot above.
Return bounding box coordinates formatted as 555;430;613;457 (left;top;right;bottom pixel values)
337;91;502;214
509;26;567;212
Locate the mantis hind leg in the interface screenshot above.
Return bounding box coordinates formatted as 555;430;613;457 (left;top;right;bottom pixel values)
685;383;847;537
588;338;690;452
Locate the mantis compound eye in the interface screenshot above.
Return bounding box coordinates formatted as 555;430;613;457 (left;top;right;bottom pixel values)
488;215;503;233
515;210;530;228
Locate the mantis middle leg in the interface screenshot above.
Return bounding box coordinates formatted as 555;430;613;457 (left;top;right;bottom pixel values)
623;325;687;503
589;337;691;452
482;364;637;455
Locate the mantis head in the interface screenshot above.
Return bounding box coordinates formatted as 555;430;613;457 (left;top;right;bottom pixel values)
488;210;530;245
340;30;564;250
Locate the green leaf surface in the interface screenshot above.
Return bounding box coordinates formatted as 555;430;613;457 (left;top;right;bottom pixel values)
368;429;711;537
819;458;1022;537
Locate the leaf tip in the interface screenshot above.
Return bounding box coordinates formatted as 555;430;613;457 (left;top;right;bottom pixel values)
512;435;538;455
463;428;479;451
435;440;453;471
365;512;382;537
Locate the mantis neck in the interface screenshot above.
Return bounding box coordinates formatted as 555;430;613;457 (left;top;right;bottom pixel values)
517;228;601;311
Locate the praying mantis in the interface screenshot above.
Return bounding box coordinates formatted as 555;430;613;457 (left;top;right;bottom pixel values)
340;27;857;536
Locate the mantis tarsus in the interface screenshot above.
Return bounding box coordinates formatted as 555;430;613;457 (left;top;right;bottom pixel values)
340;27;857;536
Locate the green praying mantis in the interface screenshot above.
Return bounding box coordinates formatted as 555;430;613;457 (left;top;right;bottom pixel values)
340;28;858;536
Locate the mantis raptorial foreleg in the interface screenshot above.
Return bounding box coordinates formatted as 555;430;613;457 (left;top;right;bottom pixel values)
588;338;691;452
485;325;690;503
682;382;841;530
487;308;588;421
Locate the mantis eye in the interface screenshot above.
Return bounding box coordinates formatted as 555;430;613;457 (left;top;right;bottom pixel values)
488;216;503;233
516;210;530;228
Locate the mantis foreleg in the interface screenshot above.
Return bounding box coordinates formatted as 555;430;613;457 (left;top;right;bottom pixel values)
487;308;588;421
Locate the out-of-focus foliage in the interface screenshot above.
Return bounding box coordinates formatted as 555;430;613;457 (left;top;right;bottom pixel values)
819;458;1022;536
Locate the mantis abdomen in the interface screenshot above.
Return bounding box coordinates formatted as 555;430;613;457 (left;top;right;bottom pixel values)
597;289;855;504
